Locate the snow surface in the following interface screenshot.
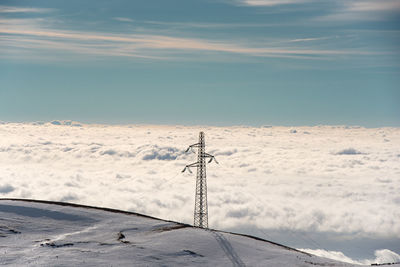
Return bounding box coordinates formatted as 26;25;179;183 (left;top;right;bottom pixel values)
0;199;359;266
0;122;399;262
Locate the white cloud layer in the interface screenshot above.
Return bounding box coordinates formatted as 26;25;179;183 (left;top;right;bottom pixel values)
0;121;399;242
301;248;400;265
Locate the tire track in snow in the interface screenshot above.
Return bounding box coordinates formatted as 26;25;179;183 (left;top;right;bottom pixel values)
211;231;246;267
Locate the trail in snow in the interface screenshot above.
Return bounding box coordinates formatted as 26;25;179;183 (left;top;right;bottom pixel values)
211;230;246;267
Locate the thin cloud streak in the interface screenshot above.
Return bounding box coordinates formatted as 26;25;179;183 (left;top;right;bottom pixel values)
237;0;400;11
141;20;291;29
0;5;54;13
234;0;400;22
113;17;134;23
315;0;400;22
0;36;165;60
288;37;336;43
235;0;312;6
346;0;400;12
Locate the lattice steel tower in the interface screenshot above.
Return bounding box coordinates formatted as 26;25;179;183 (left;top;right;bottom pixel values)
182;132;218;228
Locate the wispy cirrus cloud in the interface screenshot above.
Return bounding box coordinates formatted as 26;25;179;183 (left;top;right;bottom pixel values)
0;3;389;62
0;5;54;13
0;21;377;62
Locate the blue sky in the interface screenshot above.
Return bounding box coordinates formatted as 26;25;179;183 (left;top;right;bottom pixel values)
1;0;399;126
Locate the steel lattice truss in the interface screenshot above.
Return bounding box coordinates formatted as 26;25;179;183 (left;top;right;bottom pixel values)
182;132;218;228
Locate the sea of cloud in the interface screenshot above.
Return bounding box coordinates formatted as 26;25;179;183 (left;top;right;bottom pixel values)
0;121;399;263
300;248;400;265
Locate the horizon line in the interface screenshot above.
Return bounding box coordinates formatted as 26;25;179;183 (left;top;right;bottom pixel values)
1;119;399;129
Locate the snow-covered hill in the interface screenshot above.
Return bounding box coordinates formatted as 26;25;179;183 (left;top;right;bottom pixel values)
0;199;359;266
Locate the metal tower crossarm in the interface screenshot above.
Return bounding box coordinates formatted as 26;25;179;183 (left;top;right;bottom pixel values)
182;132;218;229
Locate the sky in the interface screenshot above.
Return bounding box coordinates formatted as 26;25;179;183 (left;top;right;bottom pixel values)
1;0;399;126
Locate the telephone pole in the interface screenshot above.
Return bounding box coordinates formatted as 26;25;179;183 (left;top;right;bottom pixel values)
183;132;218;228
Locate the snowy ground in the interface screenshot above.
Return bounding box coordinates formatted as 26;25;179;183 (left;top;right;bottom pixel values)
0;199;360;266
0;121;399;263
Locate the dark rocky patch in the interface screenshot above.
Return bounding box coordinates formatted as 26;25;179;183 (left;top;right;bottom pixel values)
180;250;204;257
117;231;125;240
40;242;74;248
0;226;21;236
152;224;188;233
